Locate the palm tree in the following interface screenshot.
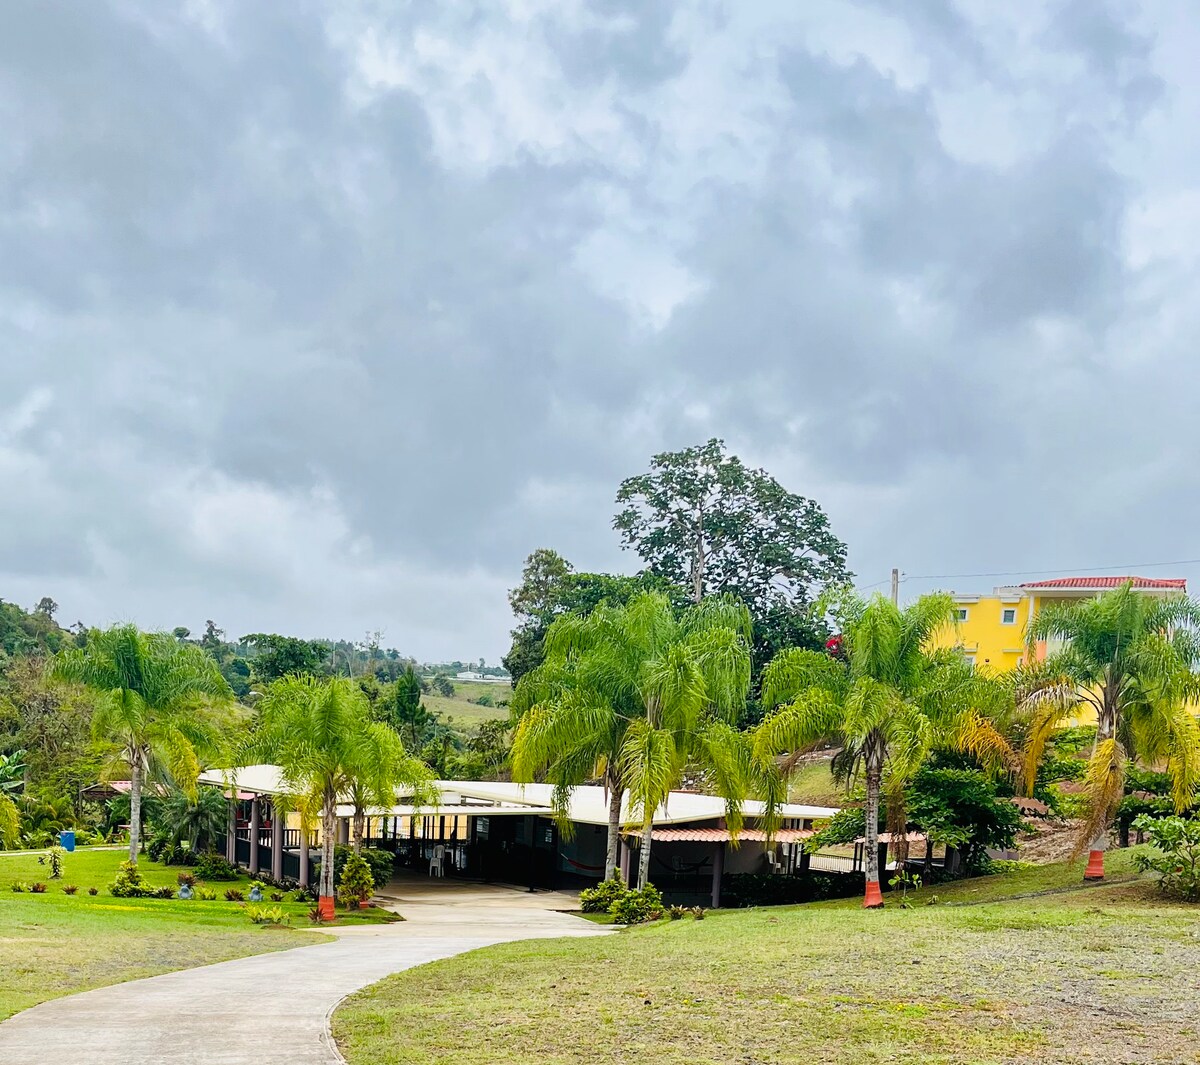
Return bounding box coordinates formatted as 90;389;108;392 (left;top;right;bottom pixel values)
53;625;231;863
150;785;230;852
1018;583;1200;880
754;593;1013;907
512;592;753;886
246;675;430;918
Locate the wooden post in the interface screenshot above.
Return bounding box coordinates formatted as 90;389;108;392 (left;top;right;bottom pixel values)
711;843;724;909
299;830;309;888
248;797;260;875
226;798;236;864
271;804;283;881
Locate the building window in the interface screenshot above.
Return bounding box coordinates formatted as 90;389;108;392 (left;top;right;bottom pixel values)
962;654;976;671
955;608;969;622
1001;608;1017;625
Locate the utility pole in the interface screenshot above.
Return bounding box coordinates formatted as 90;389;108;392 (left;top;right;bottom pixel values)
890;568;899;605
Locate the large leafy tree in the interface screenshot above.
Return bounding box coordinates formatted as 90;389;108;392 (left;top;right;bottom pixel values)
503;548;684;685
246;675;431;916
512;591;752;885
53;625;232;863
1017;583;1200;880
755;593;1012;907
241;633;330;684
613;439;849;674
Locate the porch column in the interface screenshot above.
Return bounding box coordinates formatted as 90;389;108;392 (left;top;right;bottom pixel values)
711;842;724;909
248;797;260;875
798;845;811;873
225;798;236;864
338;817;349;845
619;837;631;884
271;803;283;881
299;829;310;888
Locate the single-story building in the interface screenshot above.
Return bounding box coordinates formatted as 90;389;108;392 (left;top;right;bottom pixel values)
197;766;839;907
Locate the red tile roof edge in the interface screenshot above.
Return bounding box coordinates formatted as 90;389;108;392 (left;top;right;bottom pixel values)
1018;576;1187;590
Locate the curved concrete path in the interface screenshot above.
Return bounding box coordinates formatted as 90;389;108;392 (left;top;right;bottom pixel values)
0;881;608;1065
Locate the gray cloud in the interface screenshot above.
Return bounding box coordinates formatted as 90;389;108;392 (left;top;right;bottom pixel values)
2;1;1199;659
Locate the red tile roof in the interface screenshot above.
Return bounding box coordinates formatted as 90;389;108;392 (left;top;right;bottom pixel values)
1019;576;1187;591
640;827;815;844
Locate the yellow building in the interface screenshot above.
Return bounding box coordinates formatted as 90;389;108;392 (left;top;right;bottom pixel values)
931;575;1189;673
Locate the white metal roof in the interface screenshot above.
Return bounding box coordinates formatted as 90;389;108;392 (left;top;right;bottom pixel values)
198;766;838;825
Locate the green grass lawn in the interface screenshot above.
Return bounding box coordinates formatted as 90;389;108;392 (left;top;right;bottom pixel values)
786;757;845;807
423;680;512;730
335;851;1200;1065
0;847;391;1021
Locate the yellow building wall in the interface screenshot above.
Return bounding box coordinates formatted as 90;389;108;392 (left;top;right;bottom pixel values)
930;594;1036;672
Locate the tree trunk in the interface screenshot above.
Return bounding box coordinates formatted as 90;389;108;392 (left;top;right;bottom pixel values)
319;794;337;919
863;742;883;908
636;818;653;888
127;751;143;865
352;807;365;853
1085;696;1118;881
691;509;705;603
605;784;623;881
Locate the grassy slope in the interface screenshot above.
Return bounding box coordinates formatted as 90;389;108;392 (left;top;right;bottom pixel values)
423;680;512;730
335;850;1200;1065
0;848;345;1020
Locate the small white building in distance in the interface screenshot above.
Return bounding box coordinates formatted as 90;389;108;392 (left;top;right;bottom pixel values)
455;670;486;680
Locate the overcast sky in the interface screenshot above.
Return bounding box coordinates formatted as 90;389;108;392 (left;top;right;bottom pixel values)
3;1;1199;662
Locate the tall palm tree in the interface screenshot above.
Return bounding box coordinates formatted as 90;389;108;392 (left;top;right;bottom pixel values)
149;785;231;852
755;593;1013;907
246;675;430;918
512;592;752;886
53;625;231;864
1018;583;1200;880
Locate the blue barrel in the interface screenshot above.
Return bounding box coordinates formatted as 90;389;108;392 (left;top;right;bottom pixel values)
59;830;76;852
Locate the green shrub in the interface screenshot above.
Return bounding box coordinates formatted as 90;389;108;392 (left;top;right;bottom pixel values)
224;888;245;902
110;861;153;898
246;905;290;925
194;853;238;881
579;876;626;914
316;846;393;890
46;846;66;879
152;885;175;899
196;887;217;901
690;906;706;920
610;883;663;925
338;852;375;907
87;887;98;896
270;891;285;902
1133;815;1200;901
10;882;27;892
721;871;862;908
147;834;170;862
666;904;687;920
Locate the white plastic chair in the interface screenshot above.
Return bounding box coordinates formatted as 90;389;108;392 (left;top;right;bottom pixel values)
429;844;446;877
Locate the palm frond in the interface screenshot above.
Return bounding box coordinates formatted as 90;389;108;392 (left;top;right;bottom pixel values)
1074;737;1125;857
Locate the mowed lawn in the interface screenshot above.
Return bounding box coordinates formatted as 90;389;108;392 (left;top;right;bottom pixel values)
0;847;330;1020
335;850;1200;1065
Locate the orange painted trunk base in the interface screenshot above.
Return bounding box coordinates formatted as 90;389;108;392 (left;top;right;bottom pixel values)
863;879;884;908
1083;849;1105;880
318;895;336;920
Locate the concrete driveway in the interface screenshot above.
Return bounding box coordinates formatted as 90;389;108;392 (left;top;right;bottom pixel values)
0;880;608;1065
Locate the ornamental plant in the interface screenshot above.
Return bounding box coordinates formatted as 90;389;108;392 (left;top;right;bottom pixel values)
579;876;626;914
1133;814;1200;901
46;845;66;879
337;852;374;908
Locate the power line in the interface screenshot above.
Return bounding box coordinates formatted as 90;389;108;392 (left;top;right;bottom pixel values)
902;557;1200;582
